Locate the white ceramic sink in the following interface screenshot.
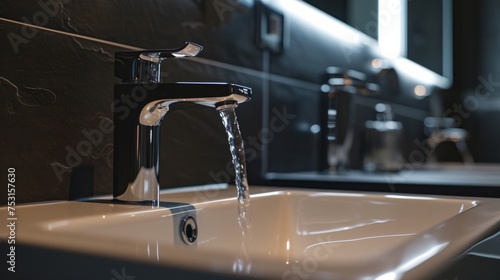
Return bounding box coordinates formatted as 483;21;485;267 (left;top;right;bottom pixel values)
2;185;500;279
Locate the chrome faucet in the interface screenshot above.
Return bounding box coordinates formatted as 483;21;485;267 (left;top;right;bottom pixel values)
321;67;379;173
113;42;252;205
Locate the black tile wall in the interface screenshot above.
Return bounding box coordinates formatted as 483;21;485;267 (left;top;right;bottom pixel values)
1;19;120;203
454;0;500;163
0;0;262;70
266;81;321;173
1;0;442;204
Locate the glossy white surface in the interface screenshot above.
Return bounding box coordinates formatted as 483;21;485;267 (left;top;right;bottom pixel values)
1;186;500;279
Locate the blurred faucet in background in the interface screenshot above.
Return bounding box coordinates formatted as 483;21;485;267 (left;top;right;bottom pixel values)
424;117;474;164
320;67;379;174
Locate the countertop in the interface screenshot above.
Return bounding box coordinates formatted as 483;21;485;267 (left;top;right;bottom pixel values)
265;163;500;198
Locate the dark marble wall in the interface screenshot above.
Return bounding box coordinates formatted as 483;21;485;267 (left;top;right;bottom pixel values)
1;0;440;205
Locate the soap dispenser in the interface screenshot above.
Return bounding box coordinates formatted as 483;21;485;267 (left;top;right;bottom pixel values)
363;103;403;172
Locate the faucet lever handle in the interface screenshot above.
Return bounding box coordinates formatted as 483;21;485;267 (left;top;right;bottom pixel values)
115;42;203;83
139;42;203;59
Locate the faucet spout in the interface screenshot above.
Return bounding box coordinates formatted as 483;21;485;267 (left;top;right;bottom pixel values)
137;82;251;125
113;82;251;205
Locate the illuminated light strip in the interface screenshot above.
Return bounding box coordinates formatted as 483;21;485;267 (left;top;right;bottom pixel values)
378;0;406;58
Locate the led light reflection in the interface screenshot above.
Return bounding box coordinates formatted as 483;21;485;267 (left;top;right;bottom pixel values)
46;221;69;231
384;194;437;201
378;0;406;58
375;272;397;280
375;242;449;279
301;219;395;236
394;58;451;88
414;85;427;97
303;233;415;252
371;58;384;69
398;242;449;271
309;192;366;198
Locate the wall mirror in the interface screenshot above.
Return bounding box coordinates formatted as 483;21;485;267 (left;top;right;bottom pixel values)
303;0;453;86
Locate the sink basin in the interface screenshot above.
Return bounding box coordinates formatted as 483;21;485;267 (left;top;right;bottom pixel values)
2;186;500;279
